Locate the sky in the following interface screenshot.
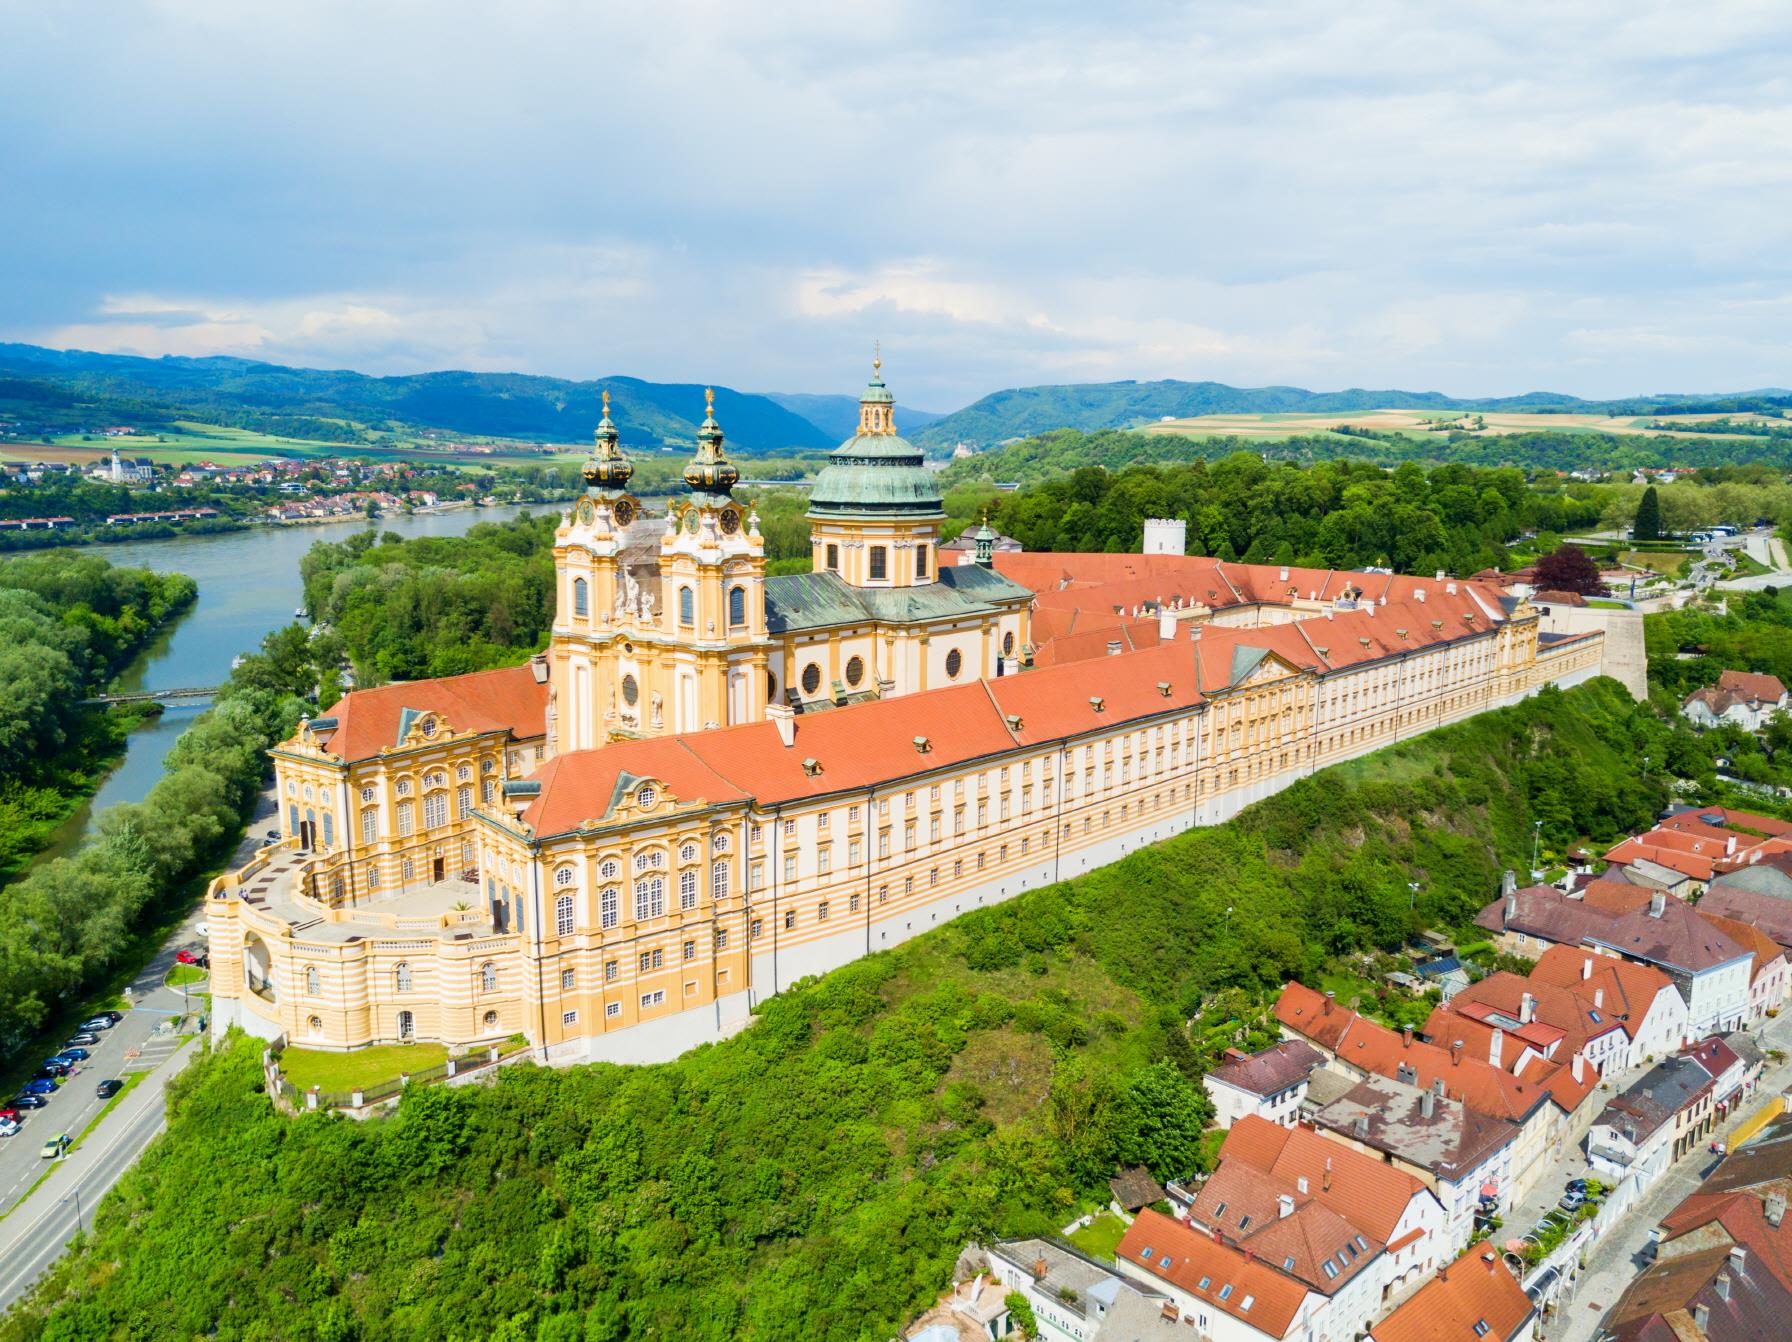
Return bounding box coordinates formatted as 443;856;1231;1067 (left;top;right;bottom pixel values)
3;1;1791;412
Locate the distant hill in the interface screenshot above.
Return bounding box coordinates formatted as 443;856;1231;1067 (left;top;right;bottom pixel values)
913;378;1792;451
763;391;945;443
0;344;835;455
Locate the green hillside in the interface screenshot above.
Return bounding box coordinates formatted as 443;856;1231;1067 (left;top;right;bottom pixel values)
0;345;834;456
916;379;1792;451
4;678;1675;1342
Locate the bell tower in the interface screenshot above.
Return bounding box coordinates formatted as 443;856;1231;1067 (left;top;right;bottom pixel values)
657;390;770;733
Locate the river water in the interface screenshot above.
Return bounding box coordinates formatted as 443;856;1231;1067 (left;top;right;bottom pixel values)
29;504;539;867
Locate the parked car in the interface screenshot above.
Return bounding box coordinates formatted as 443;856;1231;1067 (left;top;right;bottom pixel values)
1560;1191;1586;1212
95;1079;123;1099
11;1094;49;1110
65;1032;100;1047
99;1010;123;1025
33;1065;68;1081
53;1048;90;1063
39;1133;70;1160
0;1105;19;1123
78;1016;115;1032
0;1118;18;1138
264;829;280;844
21;1079;56;1096
175;950;203;966
1565;1177;1589;1195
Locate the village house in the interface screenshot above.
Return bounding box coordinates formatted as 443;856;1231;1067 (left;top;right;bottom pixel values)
1683;670;1790;731
984;1239;1184;1342
1116;1208;1331;1342
1586;1054;1717;1182
1363;1242;1536;1342
1203;1040;1325;1130
1526;946;1689;1071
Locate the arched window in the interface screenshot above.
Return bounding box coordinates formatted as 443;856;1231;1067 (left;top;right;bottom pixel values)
481;962;497;992
826;543;839;571
306;966;320;995
397;800;414;837
573;577;589;616
916;543;929;578
634;875;664;920
712;859;730;901
361;809;378;844
288;803;300;835
308;1015;323;1035
679;869;697;910
457;785;472;818
555;865;575;887
556;894;575;936
600;886;619;929
679;586;695;625
320;812;334;847
729;586;746;627
397;1009;415;1040
395;962;412;992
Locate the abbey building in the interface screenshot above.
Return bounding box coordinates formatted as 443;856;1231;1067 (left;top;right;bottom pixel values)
207;363;1611;1064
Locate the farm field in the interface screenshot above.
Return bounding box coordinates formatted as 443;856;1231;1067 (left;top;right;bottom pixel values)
4;420;591;469
1137;408;1771;442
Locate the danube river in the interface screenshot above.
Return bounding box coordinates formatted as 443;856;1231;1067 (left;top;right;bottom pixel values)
31;504;541;866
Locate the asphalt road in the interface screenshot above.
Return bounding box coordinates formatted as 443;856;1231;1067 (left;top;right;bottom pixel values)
0;1037;196;1312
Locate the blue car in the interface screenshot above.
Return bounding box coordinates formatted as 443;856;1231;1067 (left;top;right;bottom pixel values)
21;1079;55;1096
52;1049;89;1063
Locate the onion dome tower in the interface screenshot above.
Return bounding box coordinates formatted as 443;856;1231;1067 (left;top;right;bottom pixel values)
582;390;639;525
806;349;944;588
682;388;742;519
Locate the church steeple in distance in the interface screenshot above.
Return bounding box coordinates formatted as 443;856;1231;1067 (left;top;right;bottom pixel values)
683;387;741;511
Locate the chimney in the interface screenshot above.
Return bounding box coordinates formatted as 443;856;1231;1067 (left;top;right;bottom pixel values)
1594;987;1604;1009
1436;569;1447;582
1520;993;1536;1024
1501;869;1517;897
1572;1052;1585;1084
1728;834;1738;856
1355;1114;1370;1139
1323;1157;1333;1192
766;702;795;748
1650;890;1666;919
1403;1025;1414;1049
1767;1191;1787;1228
1033;1257;1048;1281
1415;588;1426;604
1452;1040;1463;1067
1323;991;1335;1016
1297;1175;1309;1195
1490;1028;1503;1068
1715;1271;1732;1302
1695;1303;1711;1332
1278;1194;1295;1219
1729;1245;1748;1276
1420;1089;1435;1119
1159;609;1177;640
1582;956;1593;981
1432;1077;1445;1097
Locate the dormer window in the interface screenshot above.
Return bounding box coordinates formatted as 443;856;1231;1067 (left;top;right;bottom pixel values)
419;716;437;738
636;786;657;809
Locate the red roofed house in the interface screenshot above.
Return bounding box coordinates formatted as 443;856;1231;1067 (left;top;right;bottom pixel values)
1684;670;1789;731
1364;1242;1536;1342
1203;1040;1325;1129
1116;1208;1330;1341
1190;1116;1449;1317
203;367;1619;1063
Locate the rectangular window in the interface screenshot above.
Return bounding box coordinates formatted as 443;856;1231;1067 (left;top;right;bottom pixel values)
640;990;665;1008
784;909;796;930
683;939;696;961
605;959;618;982
783;854;797;881
397;801;414;837
915;543;928;577
457;785;472;819
783;818;796;838
818;901;829;922
600;887;618;929
639;949;663;972
818;846;832;873
878;830;890;858
750;918;763;939
361;809;378;843
869;546;888;581
562;1010;578;1025
826;542;839;571
715;928;728;950
929;817;941;842
606;1001;620;1018
849;892;860;913
954;808;965;835
903;820;915;847
818;811;830;831
561;968;575;990
848;839;862;864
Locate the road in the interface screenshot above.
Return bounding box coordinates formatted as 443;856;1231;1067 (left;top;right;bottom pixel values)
0;1038;196;1312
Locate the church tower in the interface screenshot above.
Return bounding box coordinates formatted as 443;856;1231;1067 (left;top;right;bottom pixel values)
806;353;945;588
657;389;770;732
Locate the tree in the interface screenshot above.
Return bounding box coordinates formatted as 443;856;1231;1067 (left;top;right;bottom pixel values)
1116;1060;1211;1180
1634;485;1662;541
1532;544;1606;597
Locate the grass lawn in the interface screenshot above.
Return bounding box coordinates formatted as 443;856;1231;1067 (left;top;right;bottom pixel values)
279;1042;448;1094
1068;1211;1129;1261
165;963;207;987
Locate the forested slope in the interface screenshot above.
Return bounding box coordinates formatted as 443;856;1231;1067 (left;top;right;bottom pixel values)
5;677;1672;1342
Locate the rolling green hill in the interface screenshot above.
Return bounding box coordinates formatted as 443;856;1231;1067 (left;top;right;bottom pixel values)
914;378;1792;451
0;345;835;455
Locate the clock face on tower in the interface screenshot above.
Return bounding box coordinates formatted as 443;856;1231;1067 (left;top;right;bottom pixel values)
613;499;636;526
718;507;740;535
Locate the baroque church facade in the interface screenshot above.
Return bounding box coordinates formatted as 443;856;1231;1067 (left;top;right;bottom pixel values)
208;365;1612;1064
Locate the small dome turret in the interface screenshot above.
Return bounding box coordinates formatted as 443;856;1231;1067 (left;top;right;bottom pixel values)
683;388;740;508
583;389;635;499
807;353;943;523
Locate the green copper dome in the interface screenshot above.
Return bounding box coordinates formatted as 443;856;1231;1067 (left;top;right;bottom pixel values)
807;360;944;522
583;389;635;500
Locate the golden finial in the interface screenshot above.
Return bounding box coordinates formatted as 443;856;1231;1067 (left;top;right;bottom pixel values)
873;340;881;374
705;386;715;413
602;389;610;412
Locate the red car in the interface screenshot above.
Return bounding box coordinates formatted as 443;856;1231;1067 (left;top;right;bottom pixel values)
175;949;202;965
0;1106;18;1123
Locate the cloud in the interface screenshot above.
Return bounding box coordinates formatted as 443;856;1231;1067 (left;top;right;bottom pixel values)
4;1;1792;405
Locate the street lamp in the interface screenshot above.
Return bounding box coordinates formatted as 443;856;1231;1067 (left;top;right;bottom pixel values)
64;1183;83;1234
1532;820;1543;876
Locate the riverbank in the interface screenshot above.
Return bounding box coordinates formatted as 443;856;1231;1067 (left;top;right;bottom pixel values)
0;701;163;886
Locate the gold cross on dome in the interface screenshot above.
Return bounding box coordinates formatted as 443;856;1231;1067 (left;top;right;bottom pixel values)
705;387;715;412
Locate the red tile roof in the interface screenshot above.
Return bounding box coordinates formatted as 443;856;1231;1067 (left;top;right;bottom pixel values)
1719;669;1789;704
1698;911;1787;985
1525;946;1677;1043
1117;1208;1311;1336
316;664;547;762
1208;1115;1428;1244
1367;1243;1534;1342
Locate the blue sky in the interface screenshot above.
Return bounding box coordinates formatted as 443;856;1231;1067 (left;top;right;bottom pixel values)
3;1;1790;411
